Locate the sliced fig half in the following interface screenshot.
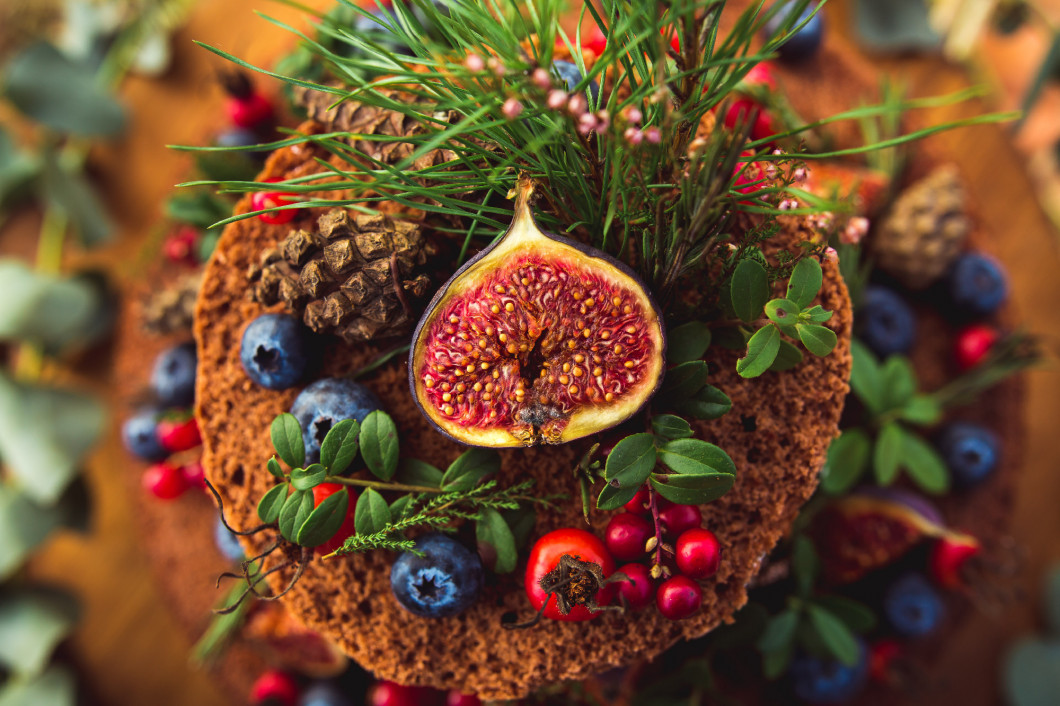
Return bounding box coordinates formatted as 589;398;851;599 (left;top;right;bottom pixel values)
410;176;665;447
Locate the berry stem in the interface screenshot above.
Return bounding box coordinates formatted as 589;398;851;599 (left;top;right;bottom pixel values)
649;485;665;570
323;476;445;494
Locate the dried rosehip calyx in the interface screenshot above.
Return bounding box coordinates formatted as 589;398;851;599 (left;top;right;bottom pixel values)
410;176;665;447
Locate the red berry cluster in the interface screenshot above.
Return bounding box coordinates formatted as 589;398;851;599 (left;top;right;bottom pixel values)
140;415;204;500
368;680;481;706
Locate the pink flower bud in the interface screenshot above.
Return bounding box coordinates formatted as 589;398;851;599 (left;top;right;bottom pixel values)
841;216;870;245
568;93;588;116
644;126;662;144
547;90;568;110
488;57;505;76
578;113;599;134
624;127;644;145
778;199;798;211
595;110;610;131
793;166;808;182
765;163;778;180
465;54;485;72
627;108;643;124
531;68;551;90
824;247;839;264
502;98;524;120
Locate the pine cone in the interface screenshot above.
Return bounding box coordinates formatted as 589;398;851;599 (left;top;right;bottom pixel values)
872;165;971;289
246;208;434;343
142;273;202;336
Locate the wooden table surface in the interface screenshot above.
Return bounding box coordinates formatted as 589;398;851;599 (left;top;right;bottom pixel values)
17;2;1060;705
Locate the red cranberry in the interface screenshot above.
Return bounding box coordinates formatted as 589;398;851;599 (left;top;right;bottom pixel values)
157;416;201;453
615;562;655;610
142;463;187;500
584;24;607;57
929;534;981;590
659;503;701;537
162;226;200;265
226;92;274;129
869;639;902;684
605;512;653;561
722;98;776;141
955;324;999;371
368;681;441;706
742;61;778;90
623;486;652;515
675;528;721;579
249;669;298;706
656;575;702;620
180;460;206;490
251;178;300;225
446;692;482;706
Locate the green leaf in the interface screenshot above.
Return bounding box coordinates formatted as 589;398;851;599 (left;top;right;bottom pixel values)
42;150;113;247
796;323;838;357
812;595;877;633
0;262;110;352
603;433;658;488
0;485;85;580
881;356;917;411
442;448;499;491
660;361;709;398
736;324;781;378
821;429;871;495
897;427;950;494
769;339;804;372
849;340;885;415
765;298;800;327
667;321;712;363
165;189;232;230
290;463;327;491
713;325;752;350
389;494;412;519
256;483;288;524
757;610;799;653
651;414;694;440
802;305;833;323
731;259;771;322
354;487;391;535
4;42;126;136
360;410;399;481
658;438;737;477
297;486;349;547
1003;637;1060;706
0;665;76;706
597;482;642;511
762;641;794;680
874;423;903;485
266;457;285;480
277;489;312;543
319;419;360;474
476;508;517;574
0;375;105;504
791;535;819;596
1045;565;1060;635
671;385;732;420
396;459;443;488
650;472;736;505
899;395;943;426
0;588;79;677
806;604;861;666
270;413;305;469
787;258;823;309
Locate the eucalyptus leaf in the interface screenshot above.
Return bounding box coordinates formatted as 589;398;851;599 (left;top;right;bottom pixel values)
290;464;327;491
666;321;712;363
277;489;311;543
0;587;79;677
319;419;359;475
442;448;499;491
821;429;871;495
897;427;950;494
4;42;126;137
360;410;399;481
256;483;288;524
297;486;349;547
0;664;76;706
1045;565;1060;636
874;422;903;485
354;487;391;535
270;413;305;469
0;487;72;580
0;128;41;208
165;189;232;230
396;458;443;488
731;259;771;322
651;414;694;441
671;384;732;420
602;433;657;488
736;324;780;378
658;438;736;477
42;150;113;247
806;604;860;666
849;340;884;415
787;258;823;309
476;508;517;574
0;262;109;352
1003;638;1060;706
769;339;804;372
650;472;735;505
0;375;104;504
796;323;837;357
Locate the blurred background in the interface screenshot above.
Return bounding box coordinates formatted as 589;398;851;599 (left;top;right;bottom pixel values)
0;1;1058;705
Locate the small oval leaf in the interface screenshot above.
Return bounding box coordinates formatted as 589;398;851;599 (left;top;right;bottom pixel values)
353;487;391;535
650;472;735;505
277;489;311;543
319;419;360;475
821;429;871;495
603;433;658;488
651;414;694;441
290;463;327;491
360;411;399;481
667;321;712;363
737;324;781;378
659;438;737;477
731;259;771;323
270;413;305;469
296;486;349;547
787;258;823;309
442;448;500;491
476;508;518;574
256;483;288;524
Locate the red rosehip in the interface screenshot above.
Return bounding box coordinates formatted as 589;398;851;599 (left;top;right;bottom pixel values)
368;681;441;706
180;460;206;490
623;486;652;515
226;92;274;129
615;562;655;610
954;324;999;371
312;482;359;554
162;226;200;265
656;574;702;620
675;528;721;579
157;416;201;453
525;528;617;622
249;669;298;706
605;512;653;561
742;61;778;90
251;178;300;225
446;692;482;706
659;503;701;537
869;639;902;684
722;98;777;141
142;463;187;500
929;534;981;590
584;23;607;57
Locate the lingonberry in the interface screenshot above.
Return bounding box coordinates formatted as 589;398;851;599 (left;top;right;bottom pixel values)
954;323;999;371
162;226;200;265
445;692;481;706
623;486;652;515
584;23;607;57
157;416;201;453
250;670;299;706
614;562;655;610
368;681;441;706
251;178;300;225
722;98;777;142
869;639;902;684
656;574;702;620
142;462;187;500
312;483;358;555
226;91;274;129
929;534;981;590
180;460;206;490
659;503;701;537
675;528;721;579
604;512;653;562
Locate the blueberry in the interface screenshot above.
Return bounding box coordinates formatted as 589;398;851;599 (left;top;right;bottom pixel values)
763;1;825;63
151;342;197;407
122;407;167;461
937;422;1000;487
240;314;308;390
884;573;944;637
857;285;916;358
213;517;245;562
789;640;868;703
390;533;484;618
290;378;383;462
215;128;259;148
298;682;353;706
949;251;1008;316
552;60;600;104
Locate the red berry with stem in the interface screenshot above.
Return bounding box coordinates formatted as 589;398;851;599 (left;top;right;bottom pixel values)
955;324;999;371
312;482;359;554
929;534;981;590
605;512;653;561
368;681;442;706
142;462;187;500
623;486;652;515
157;416;201;453
869;639;902;684
180;460;206;490
249;670;299;706
615;562;655;610
226;92;274;129
251;178;300;225
656;574;702;620
659;503;701;537
446;692;482;706
675;528;721;579
162;226;200;265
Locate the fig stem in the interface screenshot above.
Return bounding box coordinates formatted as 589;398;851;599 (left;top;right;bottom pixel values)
323;476;445;494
